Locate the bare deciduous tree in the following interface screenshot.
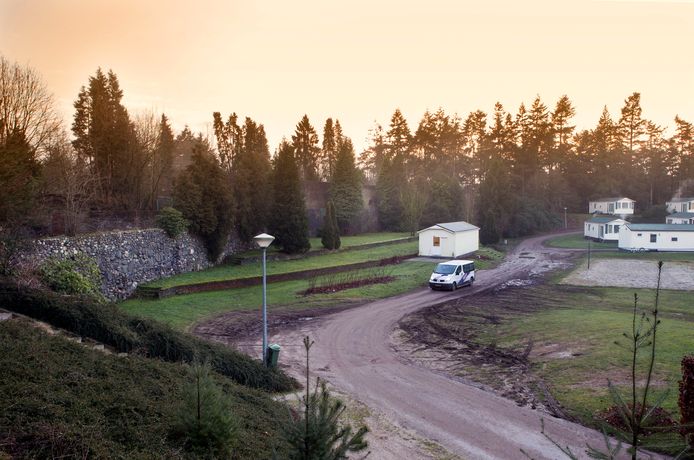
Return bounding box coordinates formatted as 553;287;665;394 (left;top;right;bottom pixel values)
0;56;61;154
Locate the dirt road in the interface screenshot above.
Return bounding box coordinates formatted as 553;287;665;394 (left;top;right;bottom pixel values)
196;233;643;459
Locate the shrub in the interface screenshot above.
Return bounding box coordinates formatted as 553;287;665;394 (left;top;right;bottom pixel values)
321;201;341;250
173;362;239;457
156;207;188;238
39;253;103;299
0;279;298;393
680;355;694;448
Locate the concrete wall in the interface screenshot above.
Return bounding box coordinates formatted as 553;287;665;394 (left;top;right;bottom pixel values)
19;229;249;300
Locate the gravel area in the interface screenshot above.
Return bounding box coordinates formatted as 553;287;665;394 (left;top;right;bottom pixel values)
562;259;694;290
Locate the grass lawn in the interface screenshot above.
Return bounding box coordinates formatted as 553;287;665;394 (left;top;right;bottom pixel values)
457;283;693;453
121;246;504;330
544;233;617;249
308;232;411;249
122;260;435;330
146;240;419;289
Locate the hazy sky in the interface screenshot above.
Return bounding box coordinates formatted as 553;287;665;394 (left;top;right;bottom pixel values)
1;0;693;153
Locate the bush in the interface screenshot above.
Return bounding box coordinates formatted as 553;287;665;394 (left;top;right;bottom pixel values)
680;355;694;448
0;279;298;393
156;207;188;238
0;321;293;459
39;253;103;299
321;201;341;250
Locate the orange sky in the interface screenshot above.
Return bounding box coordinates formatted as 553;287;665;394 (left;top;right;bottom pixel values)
1;0;693;153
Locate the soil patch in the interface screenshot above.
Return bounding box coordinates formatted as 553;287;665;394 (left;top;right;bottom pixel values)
300;276;396;295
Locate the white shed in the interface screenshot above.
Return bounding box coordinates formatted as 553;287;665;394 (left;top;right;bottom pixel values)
588;197;635;216
665;197;694;213
665;212;694;225
619;223;694;252
584;216;626;241
418;221;480;258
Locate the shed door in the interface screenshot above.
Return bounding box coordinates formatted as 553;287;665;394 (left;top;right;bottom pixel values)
432;236;441;256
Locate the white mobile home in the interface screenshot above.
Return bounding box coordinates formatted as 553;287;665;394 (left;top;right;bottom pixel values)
584;216;626;241
588;197;635;216
418;221;479;258
619;223;694;252
666;197;694;213
666;212;694;225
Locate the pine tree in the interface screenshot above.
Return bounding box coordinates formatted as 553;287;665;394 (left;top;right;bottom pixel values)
320;118;337;180
320;201;340;250
329;137;363;234
375;158;405;231
71;68;140;208
269;140;310;253
292;115;321;181
212;111;242;174
173;144;234;261
233;117;272;242
0;130;40;227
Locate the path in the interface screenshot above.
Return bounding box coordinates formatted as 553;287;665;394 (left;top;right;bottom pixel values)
198;232;656;459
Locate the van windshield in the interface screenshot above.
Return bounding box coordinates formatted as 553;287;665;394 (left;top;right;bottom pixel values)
434;264;456;274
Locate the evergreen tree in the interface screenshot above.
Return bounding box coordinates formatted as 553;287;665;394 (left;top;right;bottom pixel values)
375;158;405;231
234;117;272;242
292;115;321;181
269;141;310;253
320;118;337;180
0;130;40;227
173;144;234;261
321;200;341;250
329;137;363;234
478;157;513;244
212;111;242;174
71;68;140;208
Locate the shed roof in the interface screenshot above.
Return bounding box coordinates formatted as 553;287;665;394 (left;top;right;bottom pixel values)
591;197;634;202
667;212;694;219
586;216;625;224
418;221;480;234
666;197;694;203
625;223;694;232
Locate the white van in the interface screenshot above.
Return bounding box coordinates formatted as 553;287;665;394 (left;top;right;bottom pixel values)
428;260;475;290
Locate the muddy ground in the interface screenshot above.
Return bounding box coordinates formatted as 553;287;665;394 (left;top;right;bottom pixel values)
562;258;694;290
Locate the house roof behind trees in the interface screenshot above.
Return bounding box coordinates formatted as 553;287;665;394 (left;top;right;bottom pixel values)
668;212;694;219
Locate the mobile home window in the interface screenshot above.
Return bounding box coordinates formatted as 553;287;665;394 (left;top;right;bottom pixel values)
630;202;634;209
650;234;657;243
672;237;679;242
637;233;642;237
433;236;440;247
614;225;620;233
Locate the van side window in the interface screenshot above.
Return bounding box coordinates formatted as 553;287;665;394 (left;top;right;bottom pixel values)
455;266;461;275
463;263;474;273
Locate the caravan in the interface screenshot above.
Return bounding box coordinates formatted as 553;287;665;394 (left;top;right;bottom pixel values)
428;260;475;290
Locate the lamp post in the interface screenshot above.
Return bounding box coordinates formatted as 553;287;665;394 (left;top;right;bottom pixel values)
564;207;568;229
253;233;275;365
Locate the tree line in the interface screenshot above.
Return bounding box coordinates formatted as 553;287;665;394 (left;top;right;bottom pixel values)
360;96;694;243
0;57;364;260
2;54;694;256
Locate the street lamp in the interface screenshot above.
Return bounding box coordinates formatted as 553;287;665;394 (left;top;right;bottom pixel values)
564;207;568;229
253;232;275;365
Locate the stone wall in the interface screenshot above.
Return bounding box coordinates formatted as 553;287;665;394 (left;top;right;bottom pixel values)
21;229;249;301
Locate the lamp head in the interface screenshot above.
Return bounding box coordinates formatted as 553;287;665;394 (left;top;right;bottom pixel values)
253;233;275;249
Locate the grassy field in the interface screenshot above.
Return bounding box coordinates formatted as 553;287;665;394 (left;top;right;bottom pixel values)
423;282;693;453
146;240;419;289
308;232;411;249
121;246;505;330
543;233;617;249
123;261;435;330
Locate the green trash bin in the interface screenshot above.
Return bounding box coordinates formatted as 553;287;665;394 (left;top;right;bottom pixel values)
266;343;280;368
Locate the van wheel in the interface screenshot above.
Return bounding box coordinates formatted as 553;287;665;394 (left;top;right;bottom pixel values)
469;277;475;286
451;282;457;291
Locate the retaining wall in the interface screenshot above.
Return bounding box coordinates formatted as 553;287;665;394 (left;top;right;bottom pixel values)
20;229;249;300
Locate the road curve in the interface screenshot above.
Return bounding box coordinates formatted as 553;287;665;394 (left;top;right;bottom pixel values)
271;233;633;459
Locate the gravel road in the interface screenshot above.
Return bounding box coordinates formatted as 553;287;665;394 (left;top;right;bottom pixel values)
198;233;661;459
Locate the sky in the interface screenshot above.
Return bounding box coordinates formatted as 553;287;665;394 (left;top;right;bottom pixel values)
1;0;693;153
